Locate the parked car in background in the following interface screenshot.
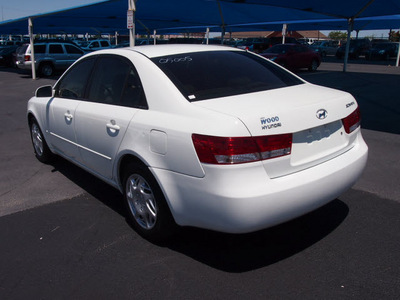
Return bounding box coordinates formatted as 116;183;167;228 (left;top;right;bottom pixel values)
336;39;371;59
27;44;367;241
81;39;112;51
260;43;321;71
0;40;22;46
366;42;399;60
310;40;339;57
236;37;299;53
0;45;19;67
16;41;86;76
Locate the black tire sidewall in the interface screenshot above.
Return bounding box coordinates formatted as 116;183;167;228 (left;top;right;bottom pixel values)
39;63;54;77
29;119;53;163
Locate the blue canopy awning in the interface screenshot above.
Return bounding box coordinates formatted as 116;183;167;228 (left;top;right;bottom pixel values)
0;0;399;35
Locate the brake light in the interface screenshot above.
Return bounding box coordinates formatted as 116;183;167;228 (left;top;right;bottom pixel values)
24;55;31;61
342;107;361;134
192;133;292;164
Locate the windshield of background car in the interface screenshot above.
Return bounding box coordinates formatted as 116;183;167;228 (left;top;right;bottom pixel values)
264;45;289;54
151;50;303;101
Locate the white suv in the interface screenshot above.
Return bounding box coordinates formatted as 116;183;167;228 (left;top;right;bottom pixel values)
16;41;85;76
81;39;112;51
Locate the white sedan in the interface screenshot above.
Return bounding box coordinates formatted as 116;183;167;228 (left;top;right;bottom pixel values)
27;44;368;241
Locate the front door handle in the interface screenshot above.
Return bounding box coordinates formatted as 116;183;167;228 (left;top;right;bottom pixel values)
64;111;73;123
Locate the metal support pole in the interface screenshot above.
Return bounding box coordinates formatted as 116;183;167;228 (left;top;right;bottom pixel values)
128;0;136;47
217;0;226;45
153;30;157;45
396;35;400;67
343;18;354;73
28;18;36;80
206;27;210;45
282;24;287;44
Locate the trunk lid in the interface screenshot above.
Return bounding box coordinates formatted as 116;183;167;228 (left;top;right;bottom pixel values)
193;83;359;178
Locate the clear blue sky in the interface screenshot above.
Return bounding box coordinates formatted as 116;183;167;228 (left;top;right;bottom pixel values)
0;0;103;21
0;0;390;38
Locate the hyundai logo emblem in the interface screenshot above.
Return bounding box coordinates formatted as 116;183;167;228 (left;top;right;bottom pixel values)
316;109;328;120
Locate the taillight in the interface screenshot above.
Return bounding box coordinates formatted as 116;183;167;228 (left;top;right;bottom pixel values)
342;107;361;134
24;55;31;61
192;133;292;165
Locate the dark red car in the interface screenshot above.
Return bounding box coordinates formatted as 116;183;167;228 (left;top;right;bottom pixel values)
260;44;321;71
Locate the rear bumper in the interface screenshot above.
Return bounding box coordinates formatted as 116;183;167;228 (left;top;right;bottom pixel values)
152;131;368;233
16;61;32;70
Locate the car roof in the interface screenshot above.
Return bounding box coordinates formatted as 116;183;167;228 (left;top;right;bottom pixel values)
123;44;243;58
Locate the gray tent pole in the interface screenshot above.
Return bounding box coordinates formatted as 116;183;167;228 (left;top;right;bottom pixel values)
343;18;354;73
206;27;210;45
396;32;400;67
128;0;136;47
282;24;287;44
217;0;226;44
28;18;36;80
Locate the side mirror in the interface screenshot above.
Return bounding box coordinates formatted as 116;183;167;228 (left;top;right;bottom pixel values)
35;85;53;98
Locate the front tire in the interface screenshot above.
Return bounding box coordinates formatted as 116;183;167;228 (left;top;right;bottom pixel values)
29;118;53;163
123;162;176;242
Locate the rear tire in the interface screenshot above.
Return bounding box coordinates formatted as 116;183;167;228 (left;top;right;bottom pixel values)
123;162;177;242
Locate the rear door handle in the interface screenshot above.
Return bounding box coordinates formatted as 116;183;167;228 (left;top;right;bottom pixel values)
106;121;120;131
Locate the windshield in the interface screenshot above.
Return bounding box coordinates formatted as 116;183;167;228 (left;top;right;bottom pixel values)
151;50;303;102
264;45;290;54
373;43;391;49
312;41;322;46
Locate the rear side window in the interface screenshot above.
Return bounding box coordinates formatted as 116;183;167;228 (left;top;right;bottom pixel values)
49;44;64;54
33;44;46;54
152;50;303;101
87;55;147;108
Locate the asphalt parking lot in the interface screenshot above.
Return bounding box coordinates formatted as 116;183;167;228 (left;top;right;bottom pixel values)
1;58;400;299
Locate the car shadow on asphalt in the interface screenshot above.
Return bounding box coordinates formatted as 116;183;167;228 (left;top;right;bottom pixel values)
49;155;349;273
167;199;348;272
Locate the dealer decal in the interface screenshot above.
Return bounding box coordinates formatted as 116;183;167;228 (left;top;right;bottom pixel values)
260;116;282;130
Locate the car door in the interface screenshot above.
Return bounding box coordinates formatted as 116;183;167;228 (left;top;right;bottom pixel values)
74;55;147;179
64;44;85;67
293;45;311;69
48;57;96;161
48;44;67;69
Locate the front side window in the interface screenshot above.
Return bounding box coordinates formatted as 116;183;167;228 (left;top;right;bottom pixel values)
89;41;99;48
55;57;96;99
65;44;84;55
152;51;303;101
33;44;46;54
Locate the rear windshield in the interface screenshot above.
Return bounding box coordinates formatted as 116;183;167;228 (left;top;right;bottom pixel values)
151;50;303;101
